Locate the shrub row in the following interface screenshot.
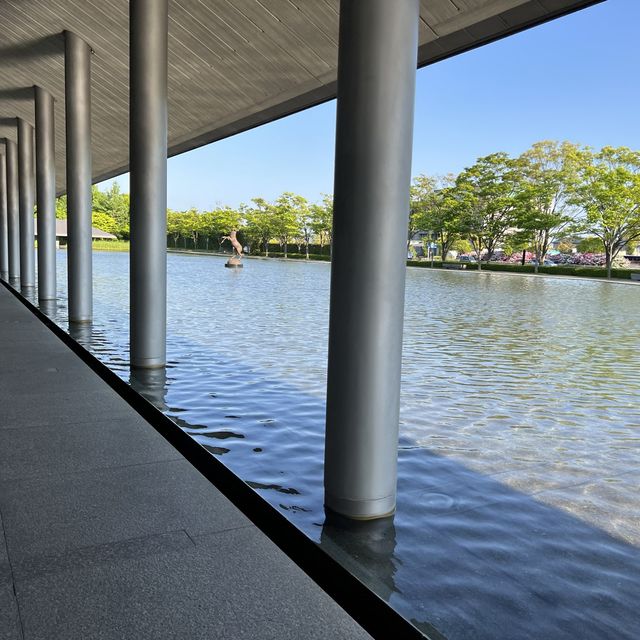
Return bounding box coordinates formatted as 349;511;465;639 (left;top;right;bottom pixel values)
407;260;479;270
263;243;331;256
406;260;640;280
251;251;331;261
247;254;640;279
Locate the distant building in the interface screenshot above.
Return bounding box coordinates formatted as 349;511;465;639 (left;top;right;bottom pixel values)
34;219;117;244
409;230;432;258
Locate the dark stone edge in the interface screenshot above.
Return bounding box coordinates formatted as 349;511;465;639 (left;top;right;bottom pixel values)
0;279;440;640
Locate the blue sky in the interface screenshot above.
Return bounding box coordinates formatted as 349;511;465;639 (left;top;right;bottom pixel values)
100;0;639;211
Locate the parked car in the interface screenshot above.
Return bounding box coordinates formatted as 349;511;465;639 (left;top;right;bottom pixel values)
458;255;477;263
530;259;557;267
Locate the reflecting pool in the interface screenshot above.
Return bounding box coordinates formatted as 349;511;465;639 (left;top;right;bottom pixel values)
45;250;640;640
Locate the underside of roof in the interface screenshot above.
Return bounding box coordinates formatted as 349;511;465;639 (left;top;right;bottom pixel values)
0;0;603;194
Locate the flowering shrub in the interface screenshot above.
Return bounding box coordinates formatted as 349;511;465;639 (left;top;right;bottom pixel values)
500;251;534;263
549;253;630;267
570;253;605;265
471;251;630;268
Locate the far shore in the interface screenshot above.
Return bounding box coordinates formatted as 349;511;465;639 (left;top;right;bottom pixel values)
80;245;640;284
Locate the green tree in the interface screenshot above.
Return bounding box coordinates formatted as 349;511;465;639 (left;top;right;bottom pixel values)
451;238;472;255
557;239;575;254
408;176;433;252
199;210;216;251
167;209;184;247
298;200;315;258
576;236;603;253
168;209;193;248
93;183;130;238
456;152;521;270
56;195;67;219
570;146;640;277
272;192;304;258
309;194;333;256
515;141;579;272
181;208;202;249
410;174;461;261
91;211;118;235
501;230;531;262
204;206;242;251
244;198;274;255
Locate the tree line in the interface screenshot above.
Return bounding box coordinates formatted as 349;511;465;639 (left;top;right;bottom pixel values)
166;193;333;258
410;141;640;277
55;140;640;278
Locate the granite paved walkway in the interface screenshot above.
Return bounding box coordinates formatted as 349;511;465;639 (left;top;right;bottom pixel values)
0;285;371;640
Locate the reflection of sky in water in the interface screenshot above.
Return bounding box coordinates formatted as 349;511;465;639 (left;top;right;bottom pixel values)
46;251;640;639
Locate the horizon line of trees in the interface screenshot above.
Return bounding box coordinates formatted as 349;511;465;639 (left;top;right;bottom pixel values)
410;141;640;277
55;140;640;278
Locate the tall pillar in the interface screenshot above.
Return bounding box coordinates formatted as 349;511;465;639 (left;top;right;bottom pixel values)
324;0;419;520
5;139;20;286
35;86;57;301
0;152;8;281
64;31;92;322
18;118;35;292
130;0;168;369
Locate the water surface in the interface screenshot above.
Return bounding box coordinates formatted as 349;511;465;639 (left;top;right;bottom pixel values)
45;251;640;639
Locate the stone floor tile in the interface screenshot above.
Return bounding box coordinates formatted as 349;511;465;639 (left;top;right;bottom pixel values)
0;416;181;481
16;527;370;640
0;459;251;560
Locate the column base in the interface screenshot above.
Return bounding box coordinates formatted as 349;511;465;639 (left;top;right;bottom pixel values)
324;492;396;521
130;360;166;370
38;300;57;317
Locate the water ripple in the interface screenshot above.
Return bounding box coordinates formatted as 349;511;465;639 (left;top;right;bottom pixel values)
43;251;640;639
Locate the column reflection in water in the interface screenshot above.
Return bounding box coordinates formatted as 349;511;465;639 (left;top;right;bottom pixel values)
38;299;58;322
20;287;37;304
130;367;168;411
68;321;94;350
320;511;398;602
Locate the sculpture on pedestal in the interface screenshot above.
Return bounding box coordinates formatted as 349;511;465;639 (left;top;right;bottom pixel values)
222;229;243;268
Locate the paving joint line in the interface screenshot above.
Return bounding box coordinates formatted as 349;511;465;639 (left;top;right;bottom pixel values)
0;455;186;485
0;503;25;639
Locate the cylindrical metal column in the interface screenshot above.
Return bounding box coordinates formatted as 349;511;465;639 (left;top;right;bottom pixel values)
130;0;168;368
0;153;8;281
5;139;19;286
65;31;92;322
18;118;35;291
324;0;419;520
35;86;57;301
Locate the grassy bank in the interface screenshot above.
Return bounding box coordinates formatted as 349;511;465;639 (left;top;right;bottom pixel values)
407;260;640;281
121;246;640;282
91;240;130;252
247;252;640;280
250;251;331;261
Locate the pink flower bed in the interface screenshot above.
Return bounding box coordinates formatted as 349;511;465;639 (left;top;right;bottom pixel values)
554;253;606;266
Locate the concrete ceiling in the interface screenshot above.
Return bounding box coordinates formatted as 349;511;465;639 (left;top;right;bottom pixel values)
0;0;603;193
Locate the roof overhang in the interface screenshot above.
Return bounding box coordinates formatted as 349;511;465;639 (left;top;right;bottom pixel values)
0;0;604;194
